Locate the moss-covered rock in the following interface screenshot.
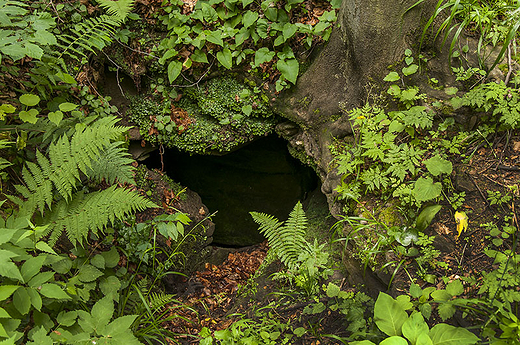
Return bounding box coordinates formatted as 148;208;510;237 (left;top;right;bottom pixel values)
127;76;279;154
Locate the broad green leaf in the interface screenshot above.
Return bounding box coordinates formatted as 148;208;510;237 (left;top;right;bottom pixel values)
39;283;71;300
57;310;78;327
167;60;182;84
191;49;208;63
402;64;419;76
254;47;275;66
91;296;114;330
35;241;56;255
416;205;442;232
101;247;120;268
402;312;429;344
380;336;408;345
235;27;250;46
242;11;258;29
100;276;121;299
0;229;17;245
444;87;458;95
77;264;103;282
21;255;46;282
206;30;224;46
91;254;105;269
58;102;78;112
242;0;254;7
48;111;63;126
410;283;422;298
417;333;433;345
429;324;479;345
0;286;19;301
384;72;400;82
0;307;10;318
242;105;252;116
19;109;39;124
283;22;297;41
350;341;377;345
27;287;42;311
51;258;72;274
424;155;452;176
28;326;52;344
437;302;456;321
28;271;54;288
277;58;299;84
396;295;413;310
419;303;432;319
19;94;40;106
413;177;441;202
445;280;463;296
374;292;408;336
388;85;401;96
102;315;138;336
431;289;451;302
13;287;31;315
326;282;340;298
0;250;23;281
217;48;232;69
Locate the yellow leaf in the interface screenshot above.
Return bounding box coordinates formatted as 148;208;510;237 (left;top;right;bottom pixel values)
454;211;468;239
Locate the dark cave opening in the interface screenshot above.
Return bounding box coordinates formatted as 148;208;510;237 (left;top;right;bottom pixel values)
144;135;318;246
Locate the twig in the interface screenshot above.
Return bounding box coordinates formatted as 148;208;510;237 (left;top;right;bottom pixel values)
505;42;513;85
159;144;165;172
171;59;215;89
116;40;160;60
471;176;490;206
102;52;125;97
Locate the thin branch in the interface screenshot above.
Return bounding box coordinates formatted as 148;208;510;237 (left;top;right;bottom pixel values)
505;42;513;85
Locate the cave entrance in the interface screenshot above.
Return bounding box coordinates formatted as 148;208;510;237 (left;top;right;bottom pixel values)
145;135;318;246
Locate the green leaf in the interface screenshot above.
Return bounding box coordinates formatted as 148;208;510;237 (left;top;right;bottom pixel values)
57;310;78;327
206;30;224;46
216;48;232;69
242;0;254;6
39;283;71;300
402;64;419;76
27;287;42;311
242;11;258;29
424;155;452;176
58;102;78;112
413;177;442;202
416;205;442;232
21;255;46;282
374;292;408;336
0;229;17;245
91;254;105;269
0;286;19;301
437;302;456;321
410;283;422;298
254;47;275;66
0;307;10;318
28;271;54;288
19;109;39;124
35;241;56;255
100;276;121;299
242;105;252;116
384;72;400;82
101;247;120;268
402;312;429;344
19;94;40;106
277;58;299;84
444;87;458;95
380;336;408;345
0;250;23;281
77;264;103;282
191;49;208;63
417;333;433;345
282;23;297;41
446;280;463;296
102;315;138;337
13;287;31;315
48;111;63;126
167;60;182;84
91;296;114;331
326;282;340;298
429;324;479;345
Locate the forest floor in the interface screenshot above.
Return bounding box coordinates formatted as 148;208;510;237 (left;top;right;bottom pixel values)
139;129;520;344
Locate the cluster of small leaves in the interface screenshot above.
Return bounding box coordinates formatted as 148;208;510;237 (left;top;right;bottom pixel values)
128;77;277;154
451;81;520;128
155;0;340;90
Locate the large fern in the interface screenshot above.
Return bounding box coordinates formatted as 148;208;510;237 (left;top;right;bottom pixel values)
12;116;156;246
42;186;155;245
251;202;311;271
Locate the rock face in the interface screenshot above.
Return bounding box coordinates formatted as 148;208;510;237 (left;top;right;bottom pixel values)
272;0;444;217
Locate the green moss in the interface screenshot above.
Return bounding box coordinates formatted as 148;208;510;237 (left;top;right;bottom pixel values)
288;145;318;172
128;77;279;154
377;203;402;227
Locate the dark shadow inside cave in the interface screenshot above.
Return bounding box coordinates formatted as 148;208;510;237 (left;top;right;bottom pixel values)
144;135;318;246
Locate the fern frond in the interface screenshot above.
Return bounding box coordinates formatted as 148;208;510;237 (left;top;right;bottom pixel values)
44;186;156;246
251;202;310;270
96;0;135;22
87;141;135;185
147;292;175;311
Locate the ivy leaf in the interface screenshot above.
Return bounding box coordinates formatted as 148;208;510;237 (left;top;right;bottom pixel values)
256;18;269;38
384;72;400;82
206;30;224;46
254;47;275;66
191;49;208;63
429;324;479;344
48;111;63;126
277;58;299;84
242;11;258;29
19;94;40;106
413;177;441;202
167;60;182;84
374;292;408;336
19;109;39;124
424;155;452;176
217;48;232;69
235;27;250;46
402;64;419;76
